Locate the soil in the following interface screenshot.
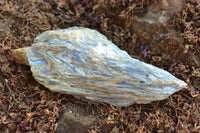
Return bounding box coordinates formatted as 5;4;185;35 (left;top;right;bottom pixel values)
0;0;199;132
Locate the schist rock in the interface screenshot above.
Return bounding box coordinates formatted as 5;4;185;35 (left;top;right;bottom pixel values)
12;27;187;107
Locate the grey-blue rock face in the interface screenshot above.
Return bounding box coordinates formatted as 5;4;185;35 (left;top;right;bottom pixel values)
12;27;187;107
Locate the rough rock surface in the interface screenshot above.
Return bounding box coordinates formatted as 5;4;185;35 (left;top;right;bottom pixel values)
56;111;97;133
12;27;187;107
130;0;185;46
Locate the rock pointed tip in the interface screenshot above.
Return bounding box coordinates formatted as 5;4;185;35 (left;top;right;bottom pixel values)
172;79;187;92
180;80;188;89
177;77;187;87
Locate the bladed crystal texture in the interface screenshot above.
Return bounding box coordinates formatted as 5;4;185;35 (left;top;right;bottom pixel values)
12;27;187;107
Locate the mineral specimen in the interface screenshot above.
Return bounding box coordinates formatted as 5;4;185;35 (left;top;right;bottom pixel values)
12;27;187;107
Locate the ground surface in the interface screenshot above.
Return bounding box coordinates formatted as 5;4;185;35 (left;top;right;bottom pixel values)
0;0;200;133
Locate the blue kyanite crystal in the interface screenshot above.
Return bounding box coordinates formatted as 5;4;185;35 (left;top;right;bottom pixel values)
13;27;187;106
